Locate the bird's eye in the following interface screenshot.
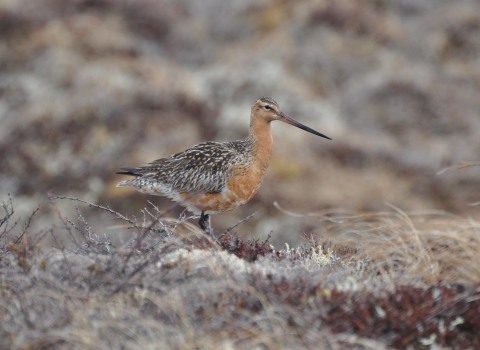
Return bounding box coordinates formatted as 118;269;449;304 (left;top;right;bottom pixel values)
263;105;271;110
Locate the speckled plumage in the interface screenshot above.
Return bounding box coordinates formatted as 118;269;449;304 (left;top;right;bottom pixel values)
117;140;254;196
117;97;331;230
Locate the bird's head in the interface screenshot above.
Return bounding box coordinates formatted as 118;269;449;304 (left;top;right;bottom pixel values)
251;97;332;140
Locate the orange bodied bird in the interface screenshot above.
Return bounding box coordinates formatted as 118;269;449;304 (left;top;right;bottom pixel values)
117;97;331;234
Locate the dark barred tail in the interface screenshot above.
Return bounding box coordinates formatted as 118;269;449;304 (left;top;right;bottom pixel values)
116;167;141;176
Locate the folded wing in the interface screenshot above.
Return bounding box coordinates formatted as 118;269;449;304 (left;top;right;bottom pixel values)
117;141;241;194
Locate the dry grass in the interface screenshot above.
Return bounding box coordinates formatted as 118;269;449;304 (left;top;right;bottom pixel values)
1;195;479;349
316;207;480;287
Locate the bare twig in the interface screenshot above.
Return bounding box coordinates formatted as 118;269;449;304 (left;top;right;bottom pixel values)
48;193;80;247
54;195;137;228
0;193;14;239
75;207;93;238
30;228;52;248
437;162;480;207
14;206;40;245
218;212;257;240
437;161;480;175
262;231;272;246
120;199;182;266
274;201;346;224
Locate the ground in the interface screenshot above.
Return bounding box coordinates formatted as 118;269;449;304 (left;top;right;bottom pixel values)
1;195;479;349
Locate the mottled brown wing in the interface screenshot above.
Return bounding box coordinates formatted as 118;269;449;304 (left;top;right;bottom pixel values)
136;141;242;193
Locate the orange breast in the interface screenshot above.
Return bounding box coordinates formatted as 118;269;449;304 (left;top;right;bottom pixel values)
180;161;269;214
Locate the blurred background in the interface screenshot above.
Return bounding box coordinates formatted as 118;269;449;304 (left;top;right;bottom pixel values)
0;0;479;247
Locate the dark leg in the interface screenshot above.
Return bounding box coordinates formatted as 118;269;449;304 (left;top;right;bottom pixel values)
198;211;210;233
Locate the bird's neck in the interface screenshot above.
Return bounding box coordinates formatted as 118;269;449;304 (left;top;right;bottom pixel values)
246;117;274;167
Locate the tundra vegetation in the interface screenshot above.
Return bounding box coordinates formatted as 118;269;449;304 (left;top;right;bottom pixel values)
1;188;479;349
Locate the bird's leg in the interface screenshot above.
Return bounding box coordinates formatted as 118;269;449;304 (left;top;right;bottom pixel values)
199;212;218;242
198;211;210;234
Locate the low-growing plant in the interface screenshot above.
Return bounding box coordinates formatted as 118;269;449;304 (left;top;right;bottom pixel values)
1;194;479;349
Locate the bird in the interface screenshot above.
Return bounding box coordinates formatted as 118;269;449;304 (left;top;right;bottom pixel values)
116;97;331;234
